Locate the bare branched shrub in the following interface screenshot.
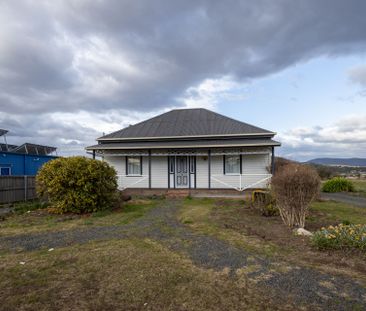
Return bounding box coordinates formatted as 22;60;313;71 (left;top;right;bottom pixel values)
272;163;320;228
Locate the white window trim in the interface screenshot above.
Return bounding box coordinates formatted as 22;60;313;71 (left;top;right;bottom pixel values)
126;156;142;176
224;155;241;175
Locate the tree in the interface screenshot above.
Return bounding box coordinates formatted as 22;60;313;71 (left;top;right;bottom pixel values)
272;163;320;228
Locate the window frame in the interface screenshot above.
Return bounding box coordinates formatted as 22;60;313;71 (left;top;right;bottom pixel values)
0;166;11;176
223;155;242;175
126;156;143;176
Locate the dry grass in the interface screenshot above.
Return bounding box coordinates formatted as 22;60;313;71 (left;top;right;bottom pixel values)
0;239;285;311
180;198;366;283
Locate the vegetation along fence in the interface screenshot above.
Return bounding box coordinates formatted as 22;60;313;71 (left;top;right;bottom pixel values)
0;176;37;204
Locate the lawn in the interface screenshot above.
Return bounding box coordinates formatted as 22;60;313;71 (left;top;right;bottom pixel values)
352;179;366;197
179;198;366;282
0;239;275;310
1;196;366;310
0;198;158;237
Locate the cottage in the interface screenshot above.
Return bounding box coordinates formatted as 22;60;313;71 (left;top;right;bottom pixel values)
86;108;280;193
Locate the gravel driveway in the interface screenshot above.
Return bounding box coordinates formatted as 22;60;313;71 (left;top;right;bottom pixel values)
1;200;365;310
321;192;366;207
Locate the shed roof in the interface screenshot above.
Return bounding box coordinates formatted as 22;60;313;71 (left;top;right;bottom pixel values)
99;108;275;141
11;143;57;155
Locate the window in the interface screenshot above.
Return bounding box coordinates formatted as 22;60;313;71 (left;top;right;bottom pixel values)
224;155;240;174
0;167;11;176
169;156;175;174
189;156;195;173
126;156;142;175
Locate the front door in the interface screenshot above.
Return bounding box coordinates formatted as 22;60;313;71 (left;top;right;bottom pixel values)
175;156;188;188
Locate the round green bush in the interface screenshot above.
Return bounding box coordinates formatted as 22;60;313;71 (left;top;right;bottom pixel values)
36;156;118;214
322;177;355;193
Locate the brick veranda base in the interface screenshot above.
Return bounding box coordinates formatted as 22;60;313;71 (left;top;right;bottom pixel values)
122;188;256;199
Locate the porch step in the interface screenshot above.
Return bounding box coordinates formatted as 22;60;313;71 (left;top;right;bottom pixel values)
166;189;190;198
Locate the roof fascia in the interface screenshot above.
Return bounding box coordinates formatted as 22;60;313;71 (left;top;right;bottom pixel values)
97;132;277;141
86;142;281;151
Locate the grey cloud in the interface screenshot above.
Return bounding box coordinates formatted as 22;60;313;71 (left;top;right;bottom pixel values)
1;0;366;156
279;115;366;161
1;0;366;115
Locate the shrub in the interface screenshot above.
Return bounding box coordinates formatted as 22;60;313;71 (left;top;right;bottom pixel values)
272;163;320;228
37;156;118;214
312;224;366;251
251;190;278;217
322;177;355;193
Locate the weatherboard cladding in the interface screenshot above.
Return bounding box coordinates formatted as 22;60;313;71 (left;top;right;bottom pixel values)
98;108;274;140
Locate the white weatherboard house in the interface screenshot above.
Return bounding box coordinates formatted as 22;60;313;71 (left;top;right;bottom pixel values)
86;109;280;192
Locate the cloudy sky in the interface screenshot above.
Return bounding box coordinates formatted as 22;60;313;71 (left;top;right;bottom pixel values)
0;0;366;161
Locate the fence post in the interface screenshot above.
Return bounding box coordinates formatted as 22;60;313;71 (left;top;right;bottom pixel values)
24;175;27;201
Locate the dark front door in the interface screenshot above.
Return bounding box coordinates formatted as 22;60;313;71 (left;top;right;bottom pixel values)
176;156;188;188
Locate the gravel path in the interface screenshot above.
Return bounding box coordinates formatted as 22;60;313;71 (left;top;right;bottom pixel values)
1;200;366;310
321;192;366;207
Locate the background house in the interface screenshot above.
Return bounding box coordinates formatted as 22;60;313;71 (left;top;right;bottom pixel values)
87;108;280;193
0;129;57;176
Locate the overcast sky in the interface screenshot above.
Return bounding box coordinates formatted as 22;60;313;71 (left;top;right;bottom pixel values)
0;0;366;161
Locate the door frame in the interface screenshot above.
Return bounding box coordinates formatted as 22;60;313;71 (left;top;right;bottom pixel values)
168;155;196;189
175;156;189;188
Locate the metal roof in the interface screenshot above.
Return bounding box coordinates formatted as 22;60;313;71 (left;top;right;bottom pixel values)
0;143;18;152
87;138;280;150
98;108;275;141
11;143;57;156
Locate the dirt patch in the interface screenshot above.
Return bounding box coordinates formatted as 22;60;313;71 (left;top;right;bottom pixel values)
210;201;366;281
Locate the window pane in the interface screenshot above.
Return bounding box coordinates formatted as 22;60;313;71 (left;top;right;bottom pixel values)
127;157;141;175
169;156;175;173
225;155;240;174
0;167;10;176
190;156;195;173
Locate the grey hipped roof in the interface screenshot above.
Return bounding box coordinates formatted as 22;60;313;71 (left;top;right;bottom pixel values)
98;108;275;141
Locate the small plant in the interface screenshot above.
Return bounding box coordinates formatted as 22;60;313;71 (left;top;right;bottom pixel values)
37;156;118;214
251;190;278;216
322;177;355;193
312;224;366;251
14;200;49;214
272;163;320;228
262;203;279;217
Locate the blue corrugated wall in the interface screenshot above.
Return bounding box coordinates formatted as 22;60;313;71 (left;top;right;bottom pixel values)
0;151;57;176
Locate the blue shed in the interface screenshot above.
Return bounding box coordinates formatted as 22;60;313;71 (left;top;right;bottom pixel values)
0;151;57;176
0;129;57;176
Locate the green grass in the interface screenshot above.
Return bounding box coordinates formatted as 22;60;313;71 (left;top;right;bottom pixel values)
12;200;49;214
0;199;158;236
352;179;366;197
311;200;366;225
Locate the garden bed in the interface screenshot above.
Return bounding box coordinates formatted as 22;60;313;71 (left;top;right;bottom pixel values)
180;198;366;282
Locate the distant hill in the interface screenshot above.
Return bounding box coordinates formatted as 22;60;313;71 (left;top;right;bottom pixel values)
307;158;366;167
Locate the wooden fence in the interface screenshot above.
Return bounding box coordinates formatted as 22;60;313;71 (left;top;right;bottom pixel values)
0;176;37;204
